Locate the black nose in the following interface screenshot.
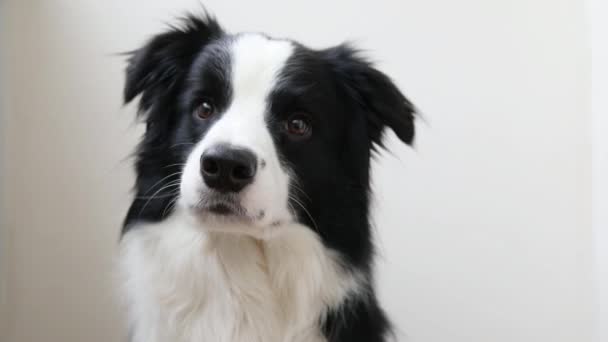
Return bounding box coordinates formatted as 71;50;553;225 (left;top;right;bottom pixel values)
200;145;258;193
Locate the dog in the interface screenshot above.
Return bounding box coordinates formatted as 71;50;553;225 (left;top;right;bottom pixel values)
119;12;415;342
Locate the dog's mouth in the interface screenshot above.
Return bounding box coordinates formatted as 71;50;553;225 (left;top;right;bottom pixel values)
207;202;236;215
191;193;251;220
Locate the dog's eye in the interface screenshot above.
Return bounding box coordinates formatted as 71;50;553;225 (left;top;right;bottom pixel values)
194;100;215;120
285;114;312;138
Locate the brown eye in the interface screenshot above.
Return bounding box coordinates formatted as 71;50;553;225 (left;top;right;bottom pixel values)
285;114;312;138
194;100;215;119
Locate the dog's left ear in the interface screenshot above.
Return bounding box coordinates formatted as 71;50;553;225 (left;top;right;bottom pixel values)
324;44;416;147
124;14;223;115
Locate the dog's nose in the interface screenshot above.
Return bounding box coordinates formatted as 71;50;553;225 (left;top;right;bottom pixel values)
200;145;257;193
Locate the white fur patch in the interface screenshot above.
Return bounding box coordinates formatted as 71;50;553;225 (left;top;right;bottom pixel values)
120;208;363;342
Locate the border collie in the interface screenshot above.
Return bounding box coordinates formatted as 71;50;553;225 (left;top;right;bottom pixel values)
119;12;415;342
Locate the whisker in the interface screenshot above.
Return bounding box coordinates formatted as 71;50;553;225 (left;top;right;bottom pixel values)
288;194;319;233
134;190;180;200
142;172;183;196
135;182;181;200
288;171;311;202
163;163;187;169
290;184;311;201
137;181;183;217
287;202;298;219
162;197;179;218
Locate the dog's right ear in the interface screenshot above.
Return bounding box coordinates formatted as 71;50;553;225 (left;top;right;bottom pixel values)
124;14;223;114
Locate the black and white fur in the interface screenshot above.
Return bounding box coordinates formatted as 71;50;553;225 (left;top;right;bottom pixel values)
120;13;415;342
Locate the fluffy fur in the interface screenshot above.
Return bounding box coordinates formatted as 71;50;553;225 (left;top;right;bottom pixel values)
120;12;415;342
121;209;364;342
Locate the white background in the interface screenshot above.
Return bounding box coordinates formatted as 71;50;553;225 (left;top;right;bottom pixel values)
0;0;601;341
590;0;608;341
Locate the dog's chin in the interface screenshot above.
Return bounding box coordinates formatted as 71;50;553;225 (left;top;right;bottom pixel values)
189;200;251;223
204;201;246;217
180;194;281;238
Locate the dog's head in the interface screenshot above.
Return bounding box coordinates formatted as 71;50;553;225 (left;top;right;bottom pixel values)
123;14;414;252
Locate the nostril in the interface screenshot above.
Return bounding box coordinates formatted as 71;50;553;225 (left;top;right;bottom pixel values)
201;157;219;176
232;164;253;180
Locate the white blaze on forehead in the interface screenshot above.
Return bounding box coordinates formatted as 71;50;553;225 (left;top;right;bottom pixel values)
231;34;294;102
199;34;294;150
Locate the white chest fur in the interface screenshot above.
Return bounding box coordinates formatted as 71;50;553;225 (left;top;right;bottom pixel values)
119;212;362;342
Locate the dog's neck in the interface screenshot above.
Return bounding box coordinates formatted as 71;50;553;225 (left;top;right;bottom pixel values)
120;210;364;342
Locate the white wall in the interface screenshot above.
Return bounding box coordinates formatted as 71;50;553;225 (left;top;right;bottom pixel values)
591;0;608;341
1;1;593;342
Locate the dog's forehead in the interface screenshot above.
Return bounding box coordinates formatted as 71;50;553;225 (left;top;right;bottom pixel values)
227;34;295;97
191;35;297;161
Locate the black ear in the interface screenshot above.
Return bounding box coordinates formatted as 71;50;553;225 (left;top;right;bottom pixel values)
124;14;223;114
325;44;416;147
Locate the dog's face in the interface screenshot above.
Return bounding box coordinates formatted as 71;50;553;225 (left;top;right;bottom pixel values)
177;35;295;235
124;16;414;244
